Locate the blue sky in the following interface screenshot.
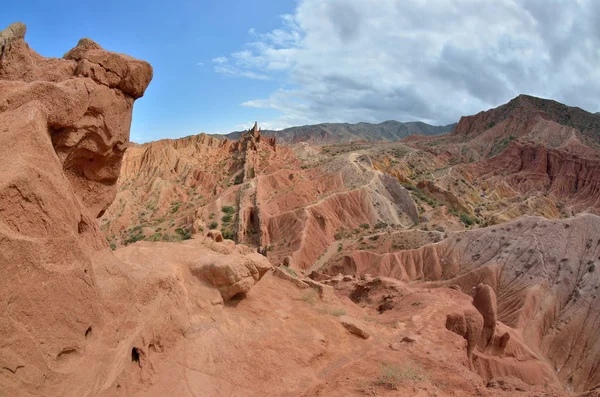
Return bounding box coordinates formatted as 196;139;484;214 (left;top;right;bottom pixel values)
2;1;599;143
1;0;296;142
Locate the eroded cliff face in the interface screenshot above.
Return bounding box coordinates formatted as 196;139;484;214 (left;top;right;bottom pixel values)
324;214;600;392
473;142;600;212
0;22;153;396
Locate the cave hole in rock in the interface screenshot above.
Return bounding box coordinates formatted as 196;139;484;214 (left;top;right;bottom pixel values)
85;326;92;338
131;347;140;363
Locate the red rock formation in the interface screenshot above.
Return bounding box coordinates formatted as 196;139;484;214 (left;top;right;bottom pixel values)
0;22;152;396
325;214;600;391
472;142;600;212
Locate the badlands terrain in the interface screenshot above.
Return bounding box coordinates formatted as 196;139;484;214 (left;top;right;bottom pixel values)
2;22;600;397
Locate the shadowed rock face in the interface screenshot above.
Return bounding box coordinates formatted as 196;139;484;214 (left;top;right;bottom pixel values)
0;28;152;218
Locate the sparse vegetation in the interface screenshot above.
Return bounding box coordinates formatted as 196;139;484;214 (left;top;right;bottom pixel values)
459;213;479;227
329;308;346;316
175;227;191;240
282;266;298;277
222;213;233;223
360;223;370;229
301;290;318;305
221;228;234;240
147;233;162;241
402;183;437;207
374;221;388;230
209;221;218;229
376;362;427;389
489;135;516;157
221;206;235;214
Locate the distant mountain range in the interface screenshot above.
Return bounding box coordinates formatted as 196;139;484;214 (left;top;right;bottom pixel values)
214;120;456;145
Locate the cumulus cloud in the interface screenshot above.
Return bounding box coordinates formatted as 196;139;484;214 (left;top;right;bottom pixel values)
220;0;600;130
212;56;228;64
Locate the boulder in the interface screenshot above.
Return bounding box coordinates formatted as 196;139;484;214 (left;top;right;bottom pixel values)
191;253;272;300
272;267;309;289
339;316;370;339
207;230;223;242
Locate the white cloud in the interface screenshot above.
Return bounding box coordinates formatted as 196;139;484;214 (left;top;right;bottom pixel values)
223;0;600;127
212;56;228;64
213;65;270;80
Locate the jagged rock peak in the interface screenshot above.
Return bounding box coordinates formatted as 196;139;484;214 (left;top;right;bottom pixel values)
0;22;26;57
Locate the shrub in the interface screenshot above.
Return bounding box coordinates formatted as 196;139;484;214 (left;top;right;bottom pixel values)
221;228;234;240
222;213;233;223
209;221;218;229
109;243;116;250
147;233;162;242
375;221;388;230
328;308;346;317
124;233;144;246
301;290;318;305
221;206;235;214
377;362;426;389
170;203;180;213
282;266;298;277
459;213;478;226
175;228;191;240
360;223;370;229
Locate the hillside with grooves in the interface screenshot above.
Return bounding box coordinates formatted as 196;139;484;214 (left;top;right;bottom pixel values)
101;123;419;267
217;120;456;145
99;91;600;395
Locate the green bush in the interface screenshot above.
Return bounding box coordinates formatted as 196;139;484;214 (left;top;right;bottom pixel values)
209;221;218;229
221;206;235;214
459;213;478;226
124;233;144;246
147;233;162;242
175;227;191;240
221;228;234;240
222;213;233;223
360;223;370;229
233;173;244;185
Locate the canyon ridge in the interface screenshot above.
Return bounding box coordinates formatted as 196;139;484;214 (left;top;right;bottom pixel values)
2;22;600;397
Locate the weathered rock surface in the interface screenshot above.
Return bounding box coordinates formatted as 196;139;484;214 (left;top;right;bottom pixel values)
0;23;152;397
339;315;370;339
190;251;272;300
326;214;600;391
